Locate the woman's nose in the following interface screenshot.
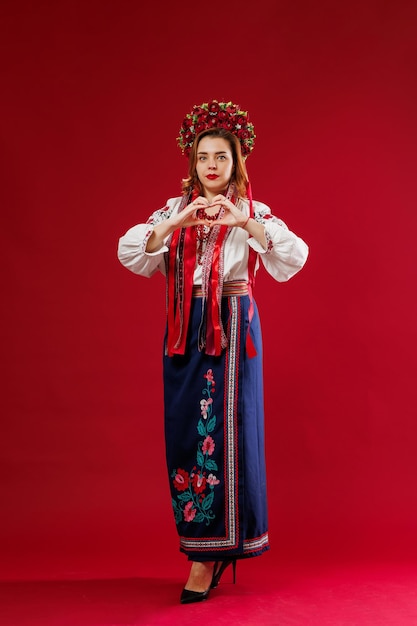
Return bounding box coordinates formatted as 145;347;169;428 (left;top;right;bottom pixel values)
208;161;217;169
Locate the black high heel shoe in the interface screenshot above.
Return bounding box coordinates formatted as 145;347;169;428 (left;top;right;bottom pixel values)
180;586;210;604
211;559;237;589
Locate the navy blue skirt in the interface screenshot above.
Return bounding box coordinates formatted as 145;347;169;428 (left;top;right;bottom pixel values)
163;291;269;561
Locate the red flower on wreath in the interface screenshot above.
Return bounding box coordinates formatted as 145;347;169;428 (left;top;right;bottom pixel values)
208;101;220;113
237;128;250;140
173;468;189;491
196;112;208;123
182;117;193;129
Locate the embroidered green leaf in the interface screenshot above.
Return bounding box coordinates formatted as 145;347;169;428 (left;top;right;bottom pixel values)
207;415;216;432
172;499;182;523
178;492;192;501
197;450;204;467
202;491;214;511
194;512;204;523
197;419;206;437
205;459;218;471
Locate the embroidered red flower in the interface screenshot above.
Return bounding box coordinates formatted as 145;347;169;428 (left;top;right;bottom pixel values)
204;369;214;383
173;468;189;491
192;473;207;494
207;473;220;486
202;436;215;456
184;501;197;522
200;397;213;419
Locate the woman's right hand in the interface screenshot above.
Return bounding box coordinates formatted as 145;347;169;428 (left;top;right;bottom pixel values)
170;197;210;229
146;197;210;253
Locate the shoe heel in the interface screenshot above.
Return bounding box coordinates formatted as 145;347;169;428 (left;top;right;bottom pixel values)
211;559;237;588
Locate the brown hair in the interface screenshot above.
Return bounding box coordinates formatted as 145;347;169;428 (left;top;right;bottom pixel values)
181;128;249;199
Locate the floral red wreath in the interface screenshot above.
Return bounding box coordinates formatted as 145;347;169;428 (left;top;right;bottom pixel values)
177;99;256;158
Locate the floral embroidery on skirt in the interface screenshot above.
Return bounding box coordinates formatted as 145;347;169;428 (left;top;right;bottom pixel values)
171;369;220;526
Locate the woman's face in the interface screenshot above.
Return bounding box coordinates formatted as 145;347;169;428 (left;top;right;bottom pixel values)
195;136;234;198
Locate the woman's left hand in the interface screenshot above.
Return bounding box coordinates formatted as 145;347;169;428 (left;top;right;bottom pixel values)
209;195;247;228
210;194;267;249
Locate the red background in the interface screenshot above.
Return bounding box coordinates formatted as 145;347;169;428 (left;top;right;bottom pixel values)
1;0;417;580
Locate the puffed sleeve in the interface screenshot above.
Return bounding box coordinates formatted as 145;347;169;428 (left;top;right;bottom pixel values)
117;197;181;278
247;201;309;282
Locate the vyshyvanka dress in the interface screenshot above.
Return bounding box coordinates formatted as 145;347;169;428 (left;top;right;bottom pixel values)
118;196;308;562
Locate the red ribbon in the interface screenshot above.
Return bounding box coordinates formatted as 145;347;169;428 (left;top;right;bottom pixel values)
246;181;258;358
205;225;228;356
166;190;198;357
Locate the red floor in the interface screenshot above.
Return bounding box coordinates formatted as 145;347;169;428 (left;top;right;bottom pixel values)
1;558;417;626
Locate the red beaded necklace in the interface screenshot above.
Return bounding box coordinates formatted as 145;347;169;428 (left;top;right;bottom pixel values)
195;208;222;264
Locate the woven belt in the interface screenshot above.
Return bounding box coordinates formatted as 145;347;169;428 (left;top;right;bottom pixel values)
192;280;249;298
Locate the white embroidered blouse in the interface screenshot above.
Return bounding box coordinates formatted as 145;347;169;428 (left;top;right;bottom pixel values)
118;197;309;283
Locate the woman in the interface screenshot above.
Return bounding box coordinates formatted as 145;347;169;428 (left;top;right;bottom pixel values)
118;100;308;604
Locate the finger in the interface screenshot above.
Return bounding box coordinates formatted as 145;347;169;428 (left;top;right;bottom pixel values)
195;197;209;206
208;200;224;209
